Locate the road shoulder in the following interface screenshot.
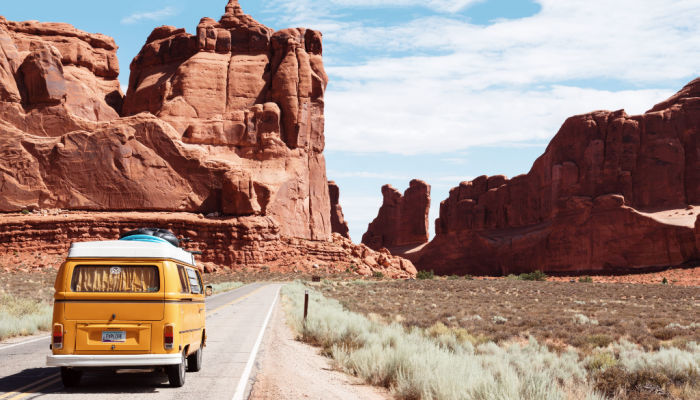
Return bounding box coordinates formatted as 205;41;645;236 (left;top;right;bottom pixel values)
248;298;392;400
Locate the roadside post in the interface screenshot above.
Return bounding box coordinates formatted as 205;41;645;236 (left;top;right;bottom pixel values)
303;290;309;323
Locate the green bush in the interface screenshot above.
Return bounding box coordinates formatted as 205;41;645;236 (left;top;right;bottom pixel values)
447;275;460;280
464;274;474;280
416;270;434;280
579;276;593;283
662;277;669;285
519;270;548;281
372;271;384;279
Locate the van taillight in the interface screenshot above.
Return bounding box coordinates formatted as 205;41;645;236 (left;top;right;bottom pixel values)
164;324;174;350
53;324;63;350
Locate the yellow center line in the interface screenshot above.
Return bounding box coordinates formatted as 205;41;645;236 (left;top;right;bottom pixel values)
206;285;268;316
0;374;59;400
4;377;60;400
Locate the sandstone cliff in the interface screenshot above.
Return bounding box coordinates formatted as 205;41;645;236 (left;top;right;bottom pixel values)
0;1;416;278
416;79;700;275
328;181;350;238
0;0;330;240
362;180;430;251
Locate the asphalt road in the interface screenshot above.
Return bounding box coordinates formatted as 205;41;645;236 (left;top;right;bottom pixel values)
0;283;282;400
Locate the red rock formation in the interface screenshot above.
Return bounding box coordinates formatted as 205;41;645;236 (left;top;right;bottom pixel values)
0;1;331;241
0;212;416;279
417;79;700;275
0;3;417;278
362;180;431;251
328;181;350;238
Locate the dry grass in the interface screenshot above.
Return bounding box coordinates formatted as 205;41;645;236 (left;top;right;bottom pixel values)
0;294;52;340
310;279;699;399
319;279;699;353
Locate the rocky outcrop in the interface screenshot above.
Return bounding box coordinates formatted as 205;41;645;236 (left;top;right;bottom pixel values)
328;181;349;238
0;212;416;279
362;180;430;251
0;1;331;241
0;3;417;278
416;79;700;275
0;16;122;120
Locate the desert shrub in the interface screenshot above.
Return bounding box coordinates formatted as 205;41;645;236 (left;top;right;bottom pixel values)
652;328;680;341
464;275;474;280
492;315;508;325
373;271;385;279
416;270;434;280
588;334;614;348
209;281;243;293
579;276;594;283
585;352;619;371
662;277;668;285
519;270;548;281
21;209;30;215
574;314;599;326
282;282;603;400
613;340;700;385
447;275;460;280
0;294;52;340
665;322;699;330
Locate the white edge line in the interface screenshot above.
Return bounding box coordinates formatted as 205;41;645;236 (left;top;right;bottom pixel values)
0;335;50;352
231;285;280;400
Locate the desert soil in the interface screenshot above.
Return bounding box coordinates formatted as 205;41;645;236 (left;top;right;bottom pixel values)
249;300;392;400
319;278;699;353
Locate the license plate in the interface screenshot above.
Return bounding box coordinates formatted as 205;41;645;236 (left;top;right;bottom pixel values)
102;331;126;343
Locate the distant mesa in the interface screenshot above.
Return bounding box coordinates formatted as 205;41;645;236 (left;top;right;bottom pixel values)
410;78;700;276
362;179;431;252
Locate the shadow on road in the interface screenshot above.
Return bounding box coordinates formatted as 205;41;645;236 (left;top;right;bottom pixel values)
0;367;171;396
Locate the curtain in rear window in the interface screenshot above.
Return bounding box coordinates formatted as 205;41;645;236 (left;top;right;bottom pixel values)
71;265;160;293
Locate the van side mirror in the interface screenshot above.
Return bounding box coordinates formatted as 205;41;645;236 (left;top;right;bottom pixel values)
205;285;213;297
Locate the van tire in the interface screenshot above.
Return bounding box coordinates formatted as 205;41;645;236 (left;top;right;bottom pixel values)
187;345;203;372
167;350;186;387
60;367;82;387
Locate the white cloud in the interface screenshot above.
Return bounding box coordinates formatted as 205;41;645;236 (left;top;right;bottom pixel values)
267;0;699;154
121;7;178;25
326;85;673;154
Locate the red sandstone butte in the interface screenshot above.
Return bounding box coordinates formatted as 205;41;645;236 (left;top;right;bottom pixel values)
328;181;350;238
415;79;700;276
362;180;431;251
0;1;330;240
0;2;416;278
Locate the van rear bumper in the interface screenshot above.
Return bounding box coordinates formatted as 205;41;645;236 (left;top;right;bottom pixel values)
47;354;181;367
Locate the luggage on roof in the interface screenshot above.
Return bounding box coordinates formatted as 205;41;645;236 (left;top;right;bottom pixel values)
120;228;180;247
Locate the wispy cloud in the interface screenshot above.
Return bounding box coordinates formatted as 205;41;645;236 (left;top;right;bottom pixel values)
121;6;178;25
268;0;699;155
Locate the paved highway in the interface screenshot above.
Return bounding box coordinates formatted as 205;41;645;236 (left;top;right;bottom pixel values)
0;283;281;400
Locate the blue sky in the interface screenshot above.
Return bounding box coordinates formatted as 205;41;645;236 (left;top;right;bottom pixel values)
2;0;698;242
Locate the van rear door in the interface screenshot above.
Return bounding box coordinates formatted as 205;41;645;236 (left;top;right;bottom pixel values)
62;264;164;352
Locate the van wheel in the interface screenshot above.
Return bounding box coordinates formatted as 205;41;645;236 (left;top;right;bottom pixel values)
187;345;203;372
167;350;186;387
60;367;82;387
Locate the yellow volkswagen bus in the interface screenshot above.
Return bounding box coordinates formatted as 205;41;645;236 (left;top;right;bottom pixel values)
47;230;208;387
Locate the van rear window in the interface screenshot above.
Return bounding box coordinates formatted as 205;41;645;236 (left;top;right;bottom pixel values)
71;265;160;293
